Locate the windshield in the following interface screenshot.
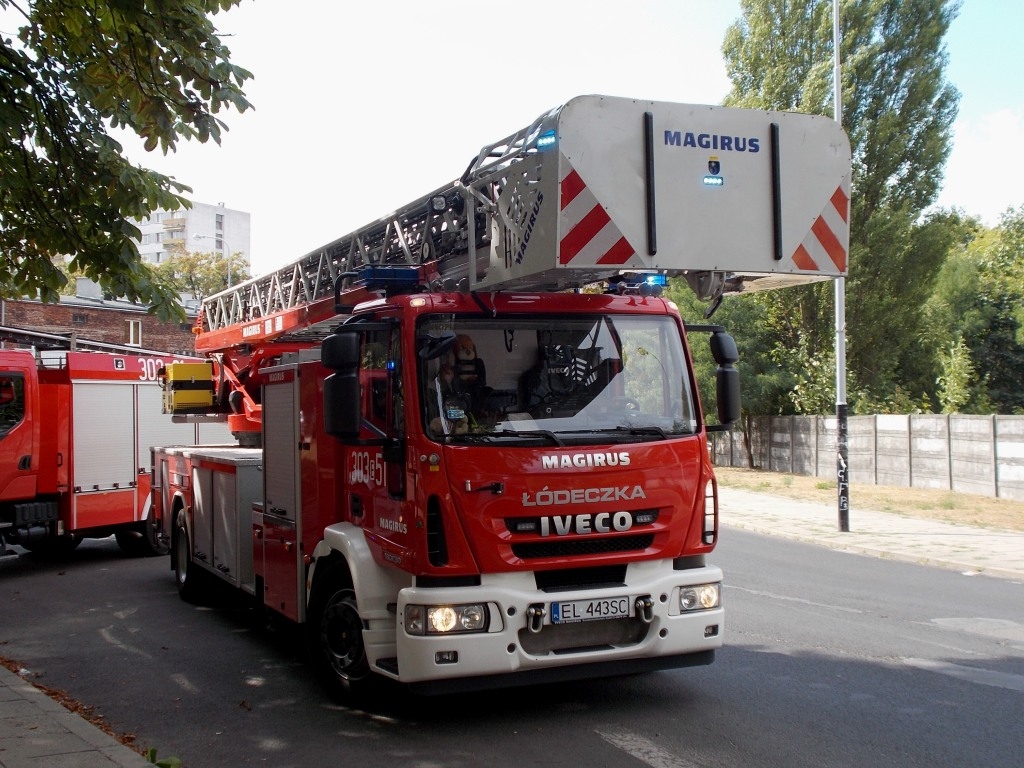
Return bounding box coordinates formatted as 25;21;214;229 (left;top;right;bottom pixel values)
418;314;698;444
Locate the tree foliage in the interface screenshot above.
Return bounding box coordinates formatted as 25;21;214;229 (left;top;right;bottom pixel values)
152;248;250;301
0;0;252;320
721;0;961;413
927;206;1024;414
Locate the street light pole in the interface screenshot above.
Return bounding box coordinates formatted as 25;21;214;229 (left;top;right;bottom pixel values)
834;0;850;532
193;233;232;288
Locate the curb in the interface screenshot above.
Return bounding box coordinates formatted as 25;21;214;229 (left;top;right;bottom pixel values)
0;665;151;767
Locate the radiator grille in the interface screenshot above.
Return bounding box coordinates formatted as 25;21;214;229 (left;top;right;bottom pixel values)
513;534;654;560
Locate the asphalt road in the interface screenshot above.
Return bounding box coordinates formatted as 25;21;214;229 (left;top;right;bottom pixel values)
1;530;1021;768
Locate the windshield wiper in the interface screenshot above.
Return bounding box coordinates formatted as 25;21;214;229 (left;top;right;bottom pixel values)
615;425;669;439
564;426;672;440
491;428;565;446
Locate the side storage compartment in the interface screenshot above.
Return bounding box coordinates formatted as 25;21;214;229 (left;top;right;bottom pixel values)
178;448;263;594
259;363;304;622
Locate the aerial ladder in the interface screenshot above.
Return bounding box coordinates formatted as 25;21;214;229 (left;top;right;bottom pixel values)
187;95;850;443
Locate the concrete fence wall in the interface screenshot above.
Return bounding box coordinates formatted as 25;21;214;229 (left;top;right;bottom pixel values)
710;415;1024;501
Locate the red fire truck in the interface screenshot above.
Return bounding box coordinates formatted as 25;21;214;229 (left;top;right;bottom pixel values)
0;327;226;558
151;95;851;697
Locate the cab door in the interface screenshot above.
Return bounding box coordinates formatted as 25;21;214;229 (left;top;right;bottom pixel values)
0;360;38;503
324;321;409;552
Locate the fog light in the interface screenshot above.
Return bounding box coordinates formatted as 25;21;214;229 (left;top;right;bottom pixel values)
679;583;720;611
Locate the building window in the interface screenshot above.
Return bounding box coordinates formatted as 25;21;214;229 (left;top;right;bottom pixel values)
125;319;142;347
72;313;88;325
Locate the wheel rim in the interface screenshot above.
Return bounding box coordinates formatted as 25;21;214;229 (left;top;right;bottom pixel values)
320;590;367;681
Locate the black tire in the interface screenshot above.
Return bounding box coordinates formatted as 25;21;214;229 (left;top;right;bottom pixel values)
115;520;168;558
174;512;208;603
306;564;373;702
23;534;82;559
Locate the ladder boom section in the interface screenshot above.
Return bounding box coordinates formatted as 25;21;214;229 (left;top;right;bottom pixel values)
194;178;487;352
195;95;851;352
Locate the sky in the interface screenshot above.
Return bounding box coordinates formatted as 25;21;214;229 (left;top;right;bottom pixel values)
115;0;1024;278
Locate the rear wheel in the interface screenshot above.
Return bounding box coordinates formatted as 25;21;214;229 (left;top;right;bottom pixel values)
174;512;207;603
115;521;168;557
23;534;82;558
306;564;373;702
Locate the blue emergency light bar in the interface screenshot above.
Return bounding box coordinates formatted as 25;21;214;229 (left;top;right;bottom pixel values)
609;272;666;297
357;265;421;292
536;130;557;150
334;266;423;313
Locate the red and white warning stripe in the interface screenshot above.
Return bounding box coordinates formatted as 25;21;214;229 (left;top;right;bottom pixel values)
558;165;636;266
791;183;850;273
559;157;850;275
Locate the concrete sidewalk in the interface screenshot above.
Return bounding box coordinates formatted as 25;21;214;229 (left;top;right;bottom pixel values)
2;489;1022;768
0;663;150;767
720;486;1024;581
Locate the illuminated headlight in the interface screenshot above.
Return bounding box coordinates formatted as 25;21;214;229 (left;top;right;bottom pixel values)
404;604;489;635
679;583;720;611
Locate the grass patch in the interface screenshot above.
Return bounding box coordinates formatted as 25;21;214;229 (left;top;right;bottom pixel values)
713;466;1024;532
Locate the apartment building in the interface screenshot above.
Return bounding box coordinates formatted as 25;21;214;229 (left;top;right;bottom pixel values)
135;200;251;268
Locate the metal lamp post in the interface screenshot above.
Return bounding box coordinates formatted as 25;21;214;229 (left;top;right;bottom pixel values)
193;233;233;288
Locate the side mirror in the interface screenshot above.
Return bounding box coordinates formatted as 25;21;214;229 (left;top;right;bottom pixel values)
321;332;360;371
710;331;740;427
322;332;361;439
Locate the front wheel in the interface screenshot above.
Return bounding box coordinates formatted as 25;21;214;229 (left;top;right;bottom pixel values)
306;565;373;702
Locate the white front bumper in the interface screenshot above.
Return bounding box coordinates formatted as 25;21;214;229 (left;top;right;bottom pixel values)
379;559;723;687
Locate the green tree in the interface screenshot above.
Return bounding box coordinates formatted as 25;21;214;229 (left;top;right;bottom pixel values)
0;0;252;320
935;337;973;413
153;248;250;300
966;208;1024;412
923;208;1024;413
669;281;797;466
721;0;960;412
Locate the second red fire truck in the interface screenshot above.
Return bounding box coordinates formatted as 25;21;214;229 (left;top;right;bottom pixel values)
0;328;227;558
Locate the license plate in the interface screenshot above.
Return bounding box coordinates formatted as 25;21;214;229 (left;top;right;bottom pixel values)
550;596;632;624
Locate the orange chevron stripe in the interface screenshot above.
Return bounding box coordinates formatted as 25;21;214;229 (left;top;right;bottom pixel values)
792;244;819;271
811;216;847;272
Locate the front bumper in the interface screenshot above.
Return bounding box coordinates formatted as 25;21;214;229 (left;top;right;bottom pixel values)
379;559;723;691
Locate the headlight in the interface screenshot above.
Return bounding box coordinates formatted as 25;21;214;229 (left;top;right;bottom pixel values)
404;603;489;635
679;583;720;611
